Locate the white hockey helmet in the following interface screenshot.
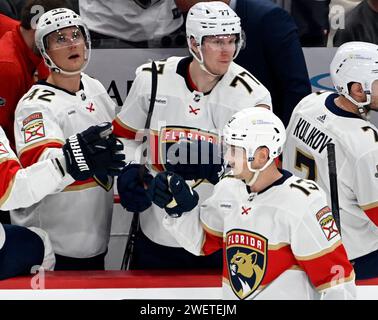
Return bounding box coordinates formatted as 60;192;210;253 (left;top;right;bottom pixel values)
186;1;244;65
330;41;378;117
223;107;286;174
35;8;91;75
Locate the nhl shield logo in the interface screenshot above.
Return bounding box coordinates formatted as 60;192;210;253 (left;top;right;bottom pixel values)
226;229;267;300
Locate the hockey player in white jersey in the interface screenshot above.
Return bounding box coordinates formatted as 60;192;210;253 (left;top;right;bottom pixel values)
114;1;272;269
283;41;378;280
150;107;356;300
13;8;124;270
0;122;124;279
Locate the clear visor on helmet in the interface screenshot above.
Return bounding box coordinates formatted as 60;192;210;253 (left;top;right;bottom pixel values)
203;34;238;51
202;32;245;56
44;26;88;51
223;142;248;177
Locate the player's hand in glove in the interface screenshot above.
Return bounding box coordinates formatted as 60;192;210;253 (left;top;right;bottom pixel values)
117;162;154;212
147;171;199;218
165;139;225;185
62;122;125;181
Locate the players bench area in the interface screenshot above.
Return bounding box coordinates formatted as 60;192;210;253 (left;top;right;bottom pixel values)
1;48;376;300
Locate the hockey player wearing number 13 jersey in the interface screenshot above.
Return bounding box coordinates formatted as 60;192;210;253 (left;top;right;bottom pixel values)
283;42;378;280
114;2;271;269
161;108;356;299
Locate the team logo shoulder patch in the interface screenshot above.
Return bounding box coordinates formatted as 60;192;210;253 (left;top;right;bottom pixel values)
315;206;339;241
22;112;46;143
0;141;9;155
226;229;268;300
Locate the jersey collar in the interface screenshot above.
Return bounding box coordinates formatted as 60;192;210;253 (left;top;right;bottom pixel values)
36;76;85;96
246;169;293;195
176;56;214;95
325;93;361;119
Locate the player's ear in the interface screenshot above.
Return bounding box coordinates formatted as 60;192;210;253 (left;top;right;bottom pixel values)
349;82;365;101
190;36;200;54
255;147;269;167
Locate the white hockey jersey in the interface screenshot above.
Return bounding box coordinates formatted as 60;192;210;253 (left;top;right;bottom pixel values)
163;171;356;300
283;91;378;260
79;0;183;42
113;56;272;247
12;73;117;258
0;126;64;256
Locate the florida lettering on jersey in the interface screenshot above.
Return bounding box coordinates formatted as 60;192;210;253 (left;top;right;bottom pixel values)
162;127;217;144
163;171;356;299
226;230;267;299
113;56;271;248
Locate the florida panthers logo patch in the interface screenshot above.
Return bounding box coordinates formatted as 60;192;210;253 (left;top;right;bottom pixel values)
22;113;46;143
226;229;267;300
315;206;339;241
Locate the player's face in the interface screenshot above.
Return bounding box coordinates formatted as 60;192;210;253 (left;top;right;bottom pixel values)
224;144;254;181
201;34;237;75
46;26;86;72
369;80;378;111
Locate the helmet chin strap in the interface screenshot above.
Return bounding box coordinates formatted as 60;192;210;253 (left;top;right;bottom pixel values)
199;62;221;77
245;158;273;187
245;169;260;187
52;67;82;76
344;92;371;120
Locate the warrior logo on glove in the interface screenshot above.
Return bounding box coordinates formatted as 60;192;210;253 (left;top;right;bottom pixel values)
66;134;90;173
63;122;125;181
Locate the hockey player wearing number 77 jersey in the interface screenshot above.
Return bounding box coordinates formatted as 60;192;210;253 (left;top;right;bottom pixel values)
153;108;356;299
114;1;272;270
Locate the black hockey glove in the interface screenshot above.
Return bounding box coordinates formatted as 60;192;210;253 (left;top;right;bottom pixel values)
147;171;199;218
62;122;125;181
165;139;225;185
117;162;154;212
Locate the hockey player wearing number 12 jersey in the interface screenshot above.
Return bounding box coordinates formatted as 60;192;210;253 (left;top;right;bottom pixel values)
283;42;378;280
157;108;356;299
12;9;120;270
114;2;272;269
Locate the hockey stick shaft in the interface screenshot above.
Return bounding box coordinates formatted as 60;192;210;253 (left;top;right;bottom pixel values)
327;143;341;235
122;60;158;270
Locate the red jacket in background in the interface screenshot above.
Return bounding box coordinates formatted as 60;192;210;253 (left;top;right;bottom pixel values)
0;25;49;150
